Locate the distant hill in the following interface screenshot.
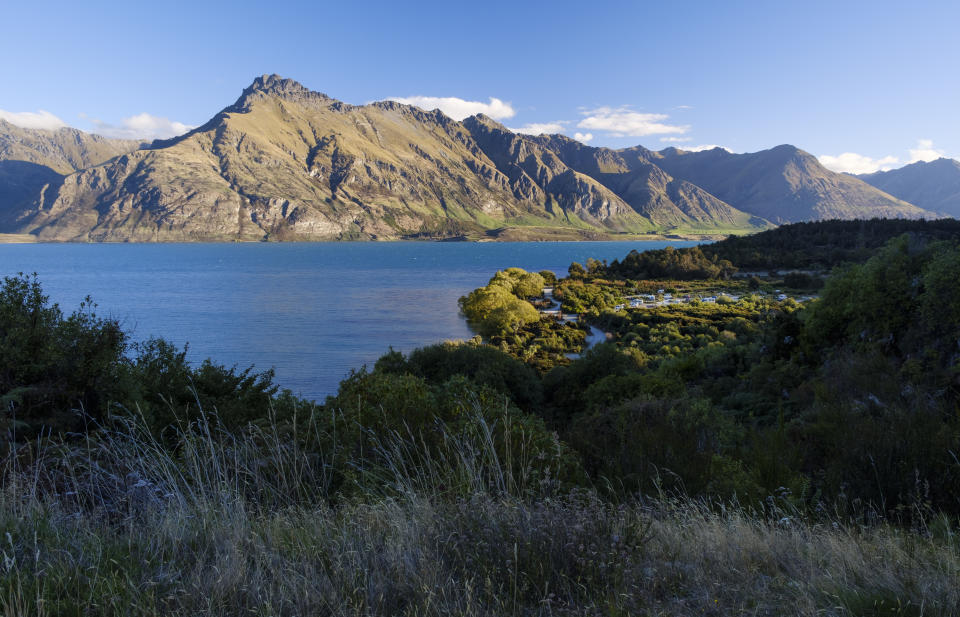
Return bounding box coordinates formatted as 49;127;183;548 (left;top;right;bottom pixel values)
649;145;926;223
0;75;942;242
857;158;960;218
0;119;141;175
0;120;140;230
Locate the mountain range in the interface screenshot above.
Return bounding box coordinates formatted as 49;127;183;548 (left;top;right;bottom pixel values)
0;75;946;242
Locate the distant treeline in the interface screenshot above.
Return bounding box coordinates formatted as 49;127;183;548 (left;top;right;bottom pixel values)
702;218;960;270
587;219;960;281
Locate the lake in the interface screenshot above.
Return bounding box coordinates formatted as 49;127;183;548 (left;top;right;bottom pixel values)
0;241;699;400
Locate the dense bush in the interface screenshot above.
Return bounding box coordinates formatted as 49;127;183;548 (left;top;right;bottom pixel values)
606;245;737;280
322;367;585;495
0;273;126;438
458;276;541;337
378;341;544;412
127;337;295;440
783;271;824;289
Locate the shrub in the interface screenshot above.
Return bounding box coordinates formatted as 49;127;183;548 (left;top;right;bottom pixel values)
0;273;126;438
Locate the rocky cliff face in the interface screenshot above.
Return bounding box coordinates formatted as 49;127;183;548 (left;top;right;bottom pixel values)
0;75;935;242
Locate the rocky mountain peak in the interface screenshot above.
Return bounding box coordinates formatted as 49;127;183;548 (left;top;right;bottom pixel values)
769;144;810;161
247;74;310;96
233;74;331;112
462;113;511;133
926;157;960;170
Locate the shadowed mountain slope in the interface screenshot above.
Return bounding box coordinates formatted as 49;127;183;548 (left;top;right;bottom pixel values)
857;158;960;218
649;145;927;223
0;120;141;228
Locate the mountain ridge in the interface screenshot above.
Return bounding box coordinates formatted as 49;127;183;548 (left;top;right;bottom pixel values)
648;144;926;223
0;75;939;242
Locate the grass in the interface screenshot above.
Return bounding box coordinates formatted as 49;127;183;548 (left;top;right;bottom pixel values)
0;405;957;616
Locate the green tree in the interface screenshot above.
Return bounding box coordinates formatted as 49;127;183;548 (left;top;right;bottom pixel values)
514;272;546;299
538;270;558;286
568;262;586;279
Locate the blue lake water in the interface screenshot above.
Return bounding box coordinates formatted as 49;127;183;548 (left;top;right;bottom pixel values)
0;241;698;400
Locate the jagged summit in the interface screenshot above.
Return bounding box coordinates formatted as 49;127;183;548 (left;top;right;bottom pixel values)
915;157;960;171
462;113;510;132
243;74;327;99
233;74;331;111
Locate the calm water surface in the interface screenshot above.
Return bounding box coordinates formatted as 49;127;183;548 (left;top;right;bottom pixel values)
0;241;698;400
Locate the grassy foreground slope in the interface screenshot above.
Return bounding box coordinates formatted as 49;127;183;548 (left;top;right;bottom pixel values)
2;416;957;616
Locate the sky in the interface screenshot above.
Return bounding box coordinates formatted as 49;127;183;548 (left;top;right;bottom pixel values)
1;0;957;174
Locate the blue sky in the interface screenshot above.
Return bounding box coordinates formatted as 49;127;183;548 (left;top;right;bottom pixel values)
2;0;957;173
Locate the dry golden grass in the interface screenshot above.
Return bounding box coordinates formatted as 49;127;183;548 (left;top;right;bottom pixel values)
0;409;956;616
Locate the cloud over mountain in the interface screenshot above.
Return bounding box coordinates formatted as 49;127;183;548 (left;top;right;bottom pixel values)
0;109;67;130
386;96;515;121
577;106;688;137
89;113;192;139
819;140;956;175
909;139;950;163
818;152;900;174
681;145;732;153
507;121;567;135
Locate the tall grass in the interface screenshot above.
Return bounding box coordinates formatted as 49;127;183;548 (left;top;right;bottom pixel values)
0;401;957;616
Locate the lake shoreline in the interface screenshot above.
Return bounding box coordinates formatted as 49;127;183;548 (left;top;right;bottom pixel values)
0;233;726;245
0;240;702;400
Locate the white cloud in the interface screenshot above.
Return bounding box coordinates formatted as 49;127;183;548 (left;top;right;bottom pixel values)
573;132;594;143
0;109;67;130
507;121;567;135
660;136;692;143
90;113;193;140
908;139;947;163
387;95;515;121
818;152;900;174
577;106;689;137
682;144;732;153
